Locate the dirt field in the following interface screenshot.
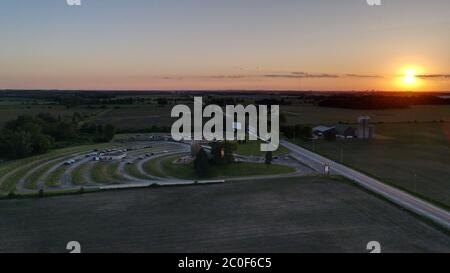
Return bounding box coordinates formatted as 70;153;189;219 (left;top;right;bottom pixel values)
0;177;448;253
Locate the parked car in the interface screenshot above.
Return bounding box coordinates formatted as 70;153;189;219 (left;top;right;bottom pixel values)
64;159;76;166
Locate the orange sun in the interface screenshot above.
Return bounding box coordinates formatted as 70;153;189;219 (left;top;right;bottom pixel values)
396;65;423;90
403;69;417;85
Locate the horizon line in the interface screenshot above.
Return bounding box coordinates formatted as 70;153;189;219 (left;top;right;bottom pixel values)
1;89;449;94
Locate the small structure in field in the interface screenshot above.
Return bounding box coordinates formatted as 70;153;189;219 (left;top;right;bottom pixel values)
313;126;334;137
357;116;375;139
335;123;356;139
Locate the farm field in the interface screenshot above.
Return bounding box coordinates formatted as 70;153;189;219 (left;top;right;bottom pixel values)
234;140;289;157
94;105;175;130
298;122;450;208
91;104;450;131
0;104;97;127
283;105;450;125
1;98;449;131
0;176;448;253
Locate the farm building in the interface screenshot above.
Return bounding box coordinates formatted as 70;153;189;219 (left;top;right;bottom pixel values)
313;126;334;137
334;124;356;138
357;116;375;139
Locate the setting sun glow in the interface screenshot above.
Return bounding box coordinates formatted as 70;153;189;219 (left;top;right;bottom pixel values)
403;69;417;85
396;65;424;90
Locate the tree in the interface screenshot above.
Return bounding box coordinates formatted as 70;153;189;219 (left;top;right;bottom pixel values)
157;98;168;106
194;148;210;177
103;124;115;142
2;131;34;159
55;122;75;141
32;134;53;154
210;141;236;165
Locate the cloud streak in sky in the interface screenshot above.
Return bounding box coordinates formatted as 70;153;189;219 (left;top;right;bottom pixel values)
416;74;450;79
265;72;339;79
134;72;449;82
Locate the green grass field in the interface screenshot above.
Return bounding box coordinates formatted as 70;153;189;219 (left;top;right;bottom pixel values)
71;164;90;185
124;162;149;180
90;162;122;184
282;105;450;125
0;143;118;193
24;161;56;190
44;165;68;187
0;104;96;127
147;155;295;180
235;140;289;156
95;105;174;130
298;122;450;208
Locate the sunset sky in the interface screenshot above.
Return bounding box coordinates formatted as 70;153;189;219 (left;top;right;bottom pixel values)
0;0;449;91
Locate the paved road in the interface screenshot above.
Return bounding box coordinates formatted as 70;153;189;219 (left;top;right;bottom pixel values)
280;139;450;230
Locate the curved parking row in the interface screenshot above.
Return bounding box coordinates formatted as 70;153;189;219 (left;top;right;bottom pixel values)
0;141;189;195
1;140;310;196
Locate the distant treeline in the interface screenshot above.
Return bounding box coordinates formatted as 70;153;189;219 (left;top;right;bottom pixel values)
0;113;115;160
318;95;450;109
1;90;449;110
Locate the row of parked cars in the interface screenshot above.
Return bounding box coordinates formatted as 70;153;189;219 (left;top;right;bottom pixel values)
124;150;169;165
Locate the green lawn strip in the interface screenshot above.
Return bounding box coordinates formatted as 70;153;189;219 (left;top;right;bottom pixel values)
124;162;149;180
0;143;120;192
0;142;118;174
0;143;103;178
71;163;90;186
0;170;28;193
24;155;82;190
44;165;68;187
235;140;289;157
143;157;169;178
90;162;109;184
24;162;55;190
0;145;85;174
108;162;127;182
159;155;295;180
90;162;123;184
1;156;68;192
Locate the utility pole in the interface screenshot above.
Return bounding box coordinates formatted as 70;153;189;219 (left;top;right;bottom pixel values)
340;147;344;164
